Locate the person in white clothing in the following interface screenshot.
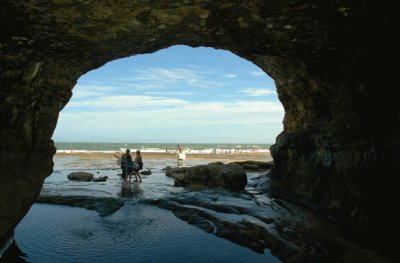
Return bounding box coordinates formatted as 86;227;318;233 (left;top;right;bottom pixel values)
177;145;186;167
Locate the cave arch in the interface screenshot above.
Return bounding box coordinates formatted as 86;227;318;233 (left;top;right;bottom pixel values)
1;1;396;258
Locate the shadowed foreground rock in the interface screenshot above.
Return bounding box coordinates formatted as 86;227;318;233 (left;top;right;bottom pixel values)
145;170;389;263
166;163;247;191
231;161;274;171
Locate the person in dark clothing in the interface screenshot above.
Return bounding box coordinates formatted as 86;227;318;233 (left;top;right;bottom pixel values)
132;150;143;182
120;149;131;179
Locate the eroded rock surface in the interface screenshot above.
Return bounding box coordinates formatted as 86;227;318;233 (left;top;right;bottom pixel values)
37;195;124;217
0;1;396;260
67;172;94;182
166;163;247;191
231;160;274;171
145;171;388;263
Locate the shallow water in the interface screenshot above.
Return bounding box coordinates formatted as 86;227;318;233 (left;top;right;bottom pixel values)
1;156;281;263
6;203;278;263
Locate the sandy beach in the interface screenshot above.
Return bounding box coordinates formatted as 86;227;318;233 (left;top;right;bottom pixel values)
55;151;273;163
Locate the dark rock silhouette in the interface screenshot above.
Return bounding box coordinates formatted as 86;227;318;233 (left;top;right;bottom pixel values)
0;1;396;261
231;161;274;171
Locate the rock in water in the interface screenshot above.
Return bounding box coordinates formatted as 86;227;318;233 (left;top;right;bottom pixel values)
140;170;152;175
162;166;172;171
36;196;124;217
166;163;247;191
165;167;186;177
67;172;94;181
231;161;274;171
92;176;108;182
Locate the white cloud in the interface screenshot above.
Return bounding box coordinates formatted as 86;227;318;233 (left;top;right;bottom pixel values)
123;83;160;89
143;91;194;96
250;71;265;76
132;67;224;89
74;66;227;93
55;100;284;143
223;73;237;78
67;95;188;110
240;88;276;97
186;64;197;68
135;68;196;82
55;93;284;142
72;85;116;99
60;99;283;128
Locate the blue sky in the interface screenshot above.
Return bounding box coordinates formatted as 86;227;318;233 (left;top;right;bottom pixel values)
52;45;284;143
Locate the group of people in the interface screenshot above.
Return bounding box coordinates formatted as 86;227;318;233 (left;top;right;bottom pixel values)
115;149;143;182
115;145;187;181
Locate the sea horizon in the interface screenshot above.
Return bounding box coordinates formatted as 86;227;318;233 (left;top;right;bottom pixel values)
54;141;273;154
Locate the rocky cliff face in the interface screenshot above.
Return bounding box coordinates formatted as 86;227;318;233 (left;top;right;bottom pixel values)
0;0;396;258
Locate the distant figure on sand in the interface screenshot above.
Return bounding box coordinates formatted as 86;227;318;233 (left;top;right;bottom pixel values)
177;145;186;167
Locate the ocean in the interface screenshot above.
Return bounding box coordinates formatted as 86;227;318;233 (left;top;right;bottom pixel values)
55;142;272;154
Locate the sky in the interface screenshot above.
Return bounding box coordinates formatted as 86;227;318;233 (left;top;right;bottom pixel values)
52;45;284;143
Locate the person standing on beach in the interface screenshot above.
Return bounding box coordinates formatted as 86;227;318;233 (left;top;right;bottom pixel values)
119;149;130;179
126;153;135;181
177;145;184;153
177;145;186;167
132;150;143;182
113;151;126;179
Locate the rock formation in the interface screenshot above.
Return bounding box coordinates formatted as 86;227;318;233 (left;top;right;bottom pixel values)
140;170;152;176
36;196;124;217
165;163;247;191
231;160;274;170
0;0;396;260
92;176;108;182
67;172;94;182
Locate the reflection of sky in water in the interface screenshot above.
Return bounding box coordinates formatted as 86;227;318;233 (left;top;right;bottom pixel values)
13;203;279;263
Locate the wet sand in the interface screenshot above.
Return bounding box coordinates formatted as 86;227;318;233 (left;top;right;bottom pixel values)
55;151;273;163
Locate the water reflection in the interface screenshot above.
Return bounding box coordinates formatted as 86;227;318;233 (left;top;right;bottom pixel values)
6;203;276;263
119;180;143;198
4;156;280;263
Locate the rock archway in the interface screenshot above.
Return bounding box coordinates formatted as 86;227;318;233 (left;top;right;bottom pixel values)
0;0;396;258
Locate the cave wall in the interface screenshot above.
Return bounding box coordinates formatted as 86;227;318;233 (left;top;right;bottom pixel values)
1;0;396;251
